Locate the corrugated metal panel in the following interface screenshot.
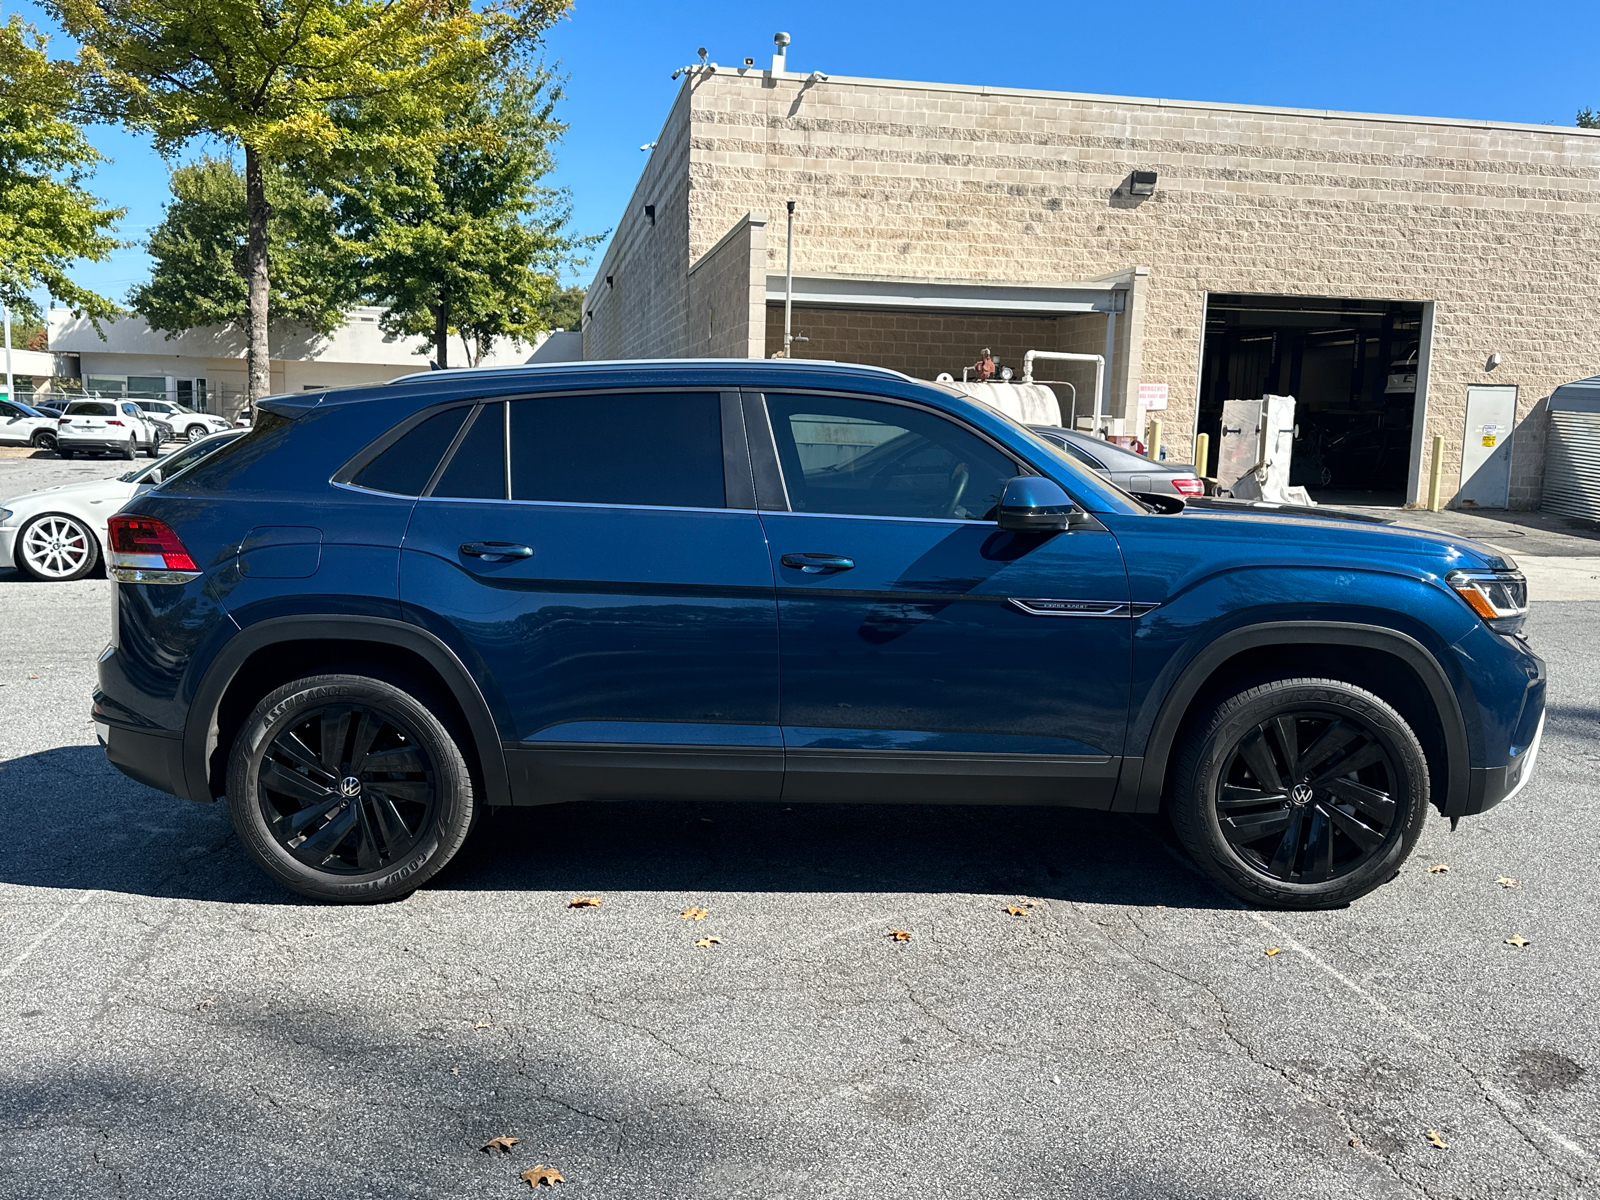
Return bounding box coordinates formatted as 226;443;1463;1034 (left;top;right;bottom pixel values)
1543;410;1600;521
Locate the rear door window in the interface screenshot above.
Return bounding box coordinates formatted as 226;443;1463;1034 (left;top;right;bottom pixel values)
67;402;116;417
508;393;724;508
432;403;508;500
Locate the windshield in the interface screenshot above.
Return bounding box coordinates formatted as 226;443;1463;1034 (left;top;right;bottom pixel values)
14;401;47;417
118;431;244;483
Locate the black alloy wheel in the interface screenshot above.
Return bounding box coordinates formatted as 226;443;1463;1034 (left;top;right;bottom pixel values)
1214;711;1398;884
30;429;56;452
1171;678;1428;909
257;703;437;874
227;674;476;902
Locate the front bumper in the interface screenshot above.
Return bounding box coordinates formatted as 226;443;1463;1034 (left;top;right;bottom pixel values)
1462;646;1547;817
0;523;17;569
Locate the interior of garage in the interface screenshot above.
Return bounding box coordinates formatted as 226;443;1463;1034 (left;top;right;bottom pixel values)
764;304;1111;428
1197;295;1425;504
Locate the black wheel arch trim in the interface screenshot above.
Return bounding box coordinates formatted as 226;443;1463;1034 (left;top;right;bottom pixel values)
182;614;511;809
1114;621;1472;818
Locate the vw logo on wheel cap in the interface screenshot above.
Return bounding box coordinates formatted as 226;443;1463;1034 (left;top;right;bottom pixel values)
1290;783;1314;806
339;776;362;799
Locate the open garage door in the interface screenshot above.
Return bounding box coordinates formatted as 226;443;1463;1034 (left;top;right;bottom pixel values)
1198;295;1426;504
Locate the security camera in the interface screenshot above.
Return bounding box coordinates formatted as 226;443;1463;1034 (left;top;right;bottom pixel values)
744;57;754;67
808;70;829;82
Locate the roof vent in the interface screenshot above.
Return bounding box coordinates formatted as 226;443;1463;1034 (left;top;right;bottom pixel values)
772;31;789;72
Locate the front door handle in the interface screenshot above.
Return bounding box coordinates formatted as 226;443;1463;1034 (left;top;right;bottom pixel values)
781;552;855;574
460;541;533;561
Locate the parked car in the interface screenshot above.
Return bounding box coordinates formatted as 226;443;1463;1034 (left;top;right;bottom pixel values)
0;398;61;451
1029;425;1204;498
1;430;243;580
31;400;67;417
131;398;233;444
95;361;1544;910
56;399;165;459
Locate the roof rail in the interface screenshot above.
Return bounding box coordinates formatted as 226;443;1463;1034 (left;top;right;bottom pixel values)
387;357;917;385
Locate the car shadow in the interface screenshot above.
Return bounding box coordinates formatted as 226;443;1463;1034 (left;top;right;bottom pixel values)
0;744;1231;910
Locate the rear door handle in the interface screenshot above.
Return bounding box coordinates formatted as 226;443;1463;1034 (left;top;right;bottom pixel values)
460;541;533;561
780;552;855;574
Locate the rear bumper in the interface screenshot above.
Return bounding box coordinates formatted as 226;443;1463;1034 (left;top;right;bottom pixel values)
58;438;132;453
97;719;188;798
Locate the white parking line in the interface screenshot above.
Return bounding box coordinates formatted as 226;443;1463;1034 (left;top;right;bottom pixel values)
0;889;97;981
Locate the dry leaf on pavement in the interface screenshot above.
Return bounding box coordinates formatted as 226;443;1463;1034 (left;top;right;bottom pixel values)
481;1136;519;1155
1428;864;1450;874
522;1165;564;1187
1004;902;1033;916
1496;876;1522;889
568;897;602;908
693;936;721;949
680;906;709;920
887;929;912;941
473;1020;491;1029
1426;1130;1449;1149
1505;934;1531;947
1264;947;1282;957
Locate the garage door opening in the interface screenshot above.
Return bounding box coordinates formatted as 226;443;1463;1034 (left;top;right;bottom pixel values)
1197;295;1425;504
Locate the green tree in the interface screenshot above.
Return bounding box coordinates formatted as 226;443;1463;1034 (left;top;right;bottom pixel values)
1579;108;1600;129
52;0;568;400
132;157;356;338
342;68;598;368
540;283;584;332
0;16;122;323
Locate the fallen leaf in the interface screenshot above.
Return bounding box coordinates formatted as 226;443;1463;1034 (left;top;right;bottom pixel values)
1505;934;1531;947
1004;904;1032;916
1428;864;1450;874
1264;947;1282;957
1495;876;1521;889
1426;1130;1449;1149
25;674;37;680
1349;1137;1362;1149
450;1067;460;1076
680;906;709;920
693;936;721;949
887;929;912;942
194;998;215;1011
522;1165;563;1187
568;897;602;908
473;1020;491;1029
481;1136;519;1155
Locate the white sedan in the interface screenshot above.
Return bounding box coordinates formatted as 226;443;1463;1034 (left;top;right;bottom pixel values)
0;430;243;581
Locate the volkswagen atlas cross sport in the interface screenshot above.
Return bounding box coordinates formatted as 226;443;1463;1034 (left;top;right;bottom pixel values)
93;360;1545;908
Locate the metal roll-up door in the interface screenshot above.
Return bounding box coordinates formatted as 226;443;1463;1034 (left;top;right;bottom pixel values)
1544;410;1600;520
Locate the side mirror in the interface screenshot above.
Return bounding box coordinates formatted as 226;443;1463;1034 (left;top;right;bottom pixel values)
996;476;1077;532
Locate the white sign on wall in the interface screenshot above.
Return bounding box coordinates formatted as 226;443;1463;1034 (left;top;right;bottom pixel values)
1138;382;1169;410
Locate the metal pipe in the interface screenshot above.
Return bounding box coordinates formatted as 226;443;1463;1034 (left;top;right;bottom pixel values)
3;304;12;402
1058;381;1077;428
783;201;795;357
1021;350;1106;433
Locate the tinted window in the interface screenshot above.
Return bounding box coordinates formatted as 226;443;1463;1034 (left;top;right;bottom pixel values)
509;393;723;508
352;406;471;495
765;395;1017;520
67;402;116;416
0;402;20;418
433;403;507;500
1046;436;1107;471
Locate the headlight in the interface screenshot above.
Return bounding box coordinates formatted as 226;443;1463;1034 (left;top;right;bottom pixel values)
0;508;12;523
1447;569;1528;635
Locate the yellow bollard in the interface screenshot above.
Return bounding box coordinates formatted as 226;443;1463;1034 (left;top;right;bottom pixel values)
1194;432;1210;478
1147;419;1163;463
1427;434;1444;511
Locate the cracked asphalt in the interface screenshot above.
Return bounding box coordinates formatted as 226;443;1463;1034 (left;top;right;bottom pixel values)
2;459;1597;1198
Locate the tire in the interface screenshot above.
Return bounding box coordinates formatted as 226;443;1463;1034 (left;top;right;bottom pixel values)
185;424;208;443
57;447;74;460
1169;678;1429;909
145;434;163;458
226;674;477;903
30;430;57;453
121;436;136;461
15;512;100;581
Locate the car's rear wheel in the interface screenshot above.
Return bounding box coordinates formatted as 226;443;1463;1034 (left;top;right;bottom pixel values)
145;433;162;458
15;513;99;581
226;674;476;903
120;436;136;460
1170;678;1428;909
30;429;56;452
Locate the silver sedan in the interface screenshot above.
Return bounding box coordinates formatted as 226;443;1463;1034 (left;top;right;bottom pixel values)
1028;425;1204;499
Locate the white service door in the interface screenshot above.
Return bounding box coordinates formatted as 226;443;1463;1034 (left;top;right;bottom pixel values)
1457;385;1517;508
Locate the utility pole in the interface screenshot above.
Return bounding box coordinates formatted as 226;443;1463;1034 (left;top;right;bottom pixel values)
780;200;793;356
2;305;12;403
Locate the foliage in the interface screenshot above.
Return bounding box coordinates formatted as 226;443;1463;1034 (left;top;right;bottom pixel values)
340;66;599;367
131;157;357;336
540;284;585;332
0;16;122;323
1579;108;1600;129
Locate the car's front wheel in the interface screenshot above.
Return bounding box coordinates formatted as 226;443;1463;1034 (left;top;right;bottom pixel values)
1170;678;1429;909
185;424;208;443
15;512;99;581
226;674;477;903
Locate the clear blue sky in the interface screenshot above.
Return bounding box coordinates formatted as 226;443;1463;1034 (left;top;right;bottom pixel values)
16;0;1600;306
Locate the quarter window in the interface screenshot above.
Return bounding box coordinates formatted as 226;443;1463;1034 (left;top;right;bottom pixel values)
508;393;724;508
351;406;471;496
764;395;1018;521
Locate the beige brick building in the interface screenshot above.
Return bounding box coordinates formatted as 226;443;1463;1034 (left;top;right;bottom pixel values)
583;66;1600;508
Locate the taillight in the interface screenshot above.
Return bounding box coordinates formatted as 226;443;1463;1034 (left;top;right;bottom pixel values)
1171;476;1205;497
107;419;124;426
58;416;70;424
107;515;200;583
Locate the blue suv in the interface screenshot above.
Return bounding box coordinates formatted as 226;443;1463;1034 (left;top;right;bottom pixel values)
93;361;1545;908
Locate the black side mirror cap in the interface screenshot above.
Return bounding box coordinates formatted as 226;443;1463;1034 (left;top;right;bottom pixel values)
996;475;1078;532
1132;491;1186;514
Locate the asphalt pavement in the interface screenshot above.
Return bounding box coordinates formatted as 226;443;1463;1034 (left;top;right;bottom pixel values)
1;452;1597;1198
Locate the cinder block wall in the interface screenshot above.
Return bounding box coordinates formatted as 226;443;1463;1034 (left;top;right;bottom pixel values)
680;69;1600;506
686;213;768;357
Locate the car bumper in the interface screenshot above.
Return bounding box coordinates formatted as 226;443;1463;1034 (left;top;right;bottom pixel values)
96;718;187;798
1463;647;1547;817
0;523;17;568
58;438;132;453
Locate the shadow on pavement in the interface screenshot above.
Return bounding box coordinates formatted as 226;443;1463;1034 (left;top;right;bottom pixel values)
0;744;1228;910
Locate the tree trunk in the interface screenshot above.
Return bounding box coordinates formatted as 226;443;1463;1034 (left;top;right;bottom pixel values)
433;303;449;369
244;145;272;403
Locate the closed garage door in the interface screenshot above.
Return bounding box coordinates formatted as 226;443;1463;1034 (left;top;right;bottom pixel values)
1542;376;1600;521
